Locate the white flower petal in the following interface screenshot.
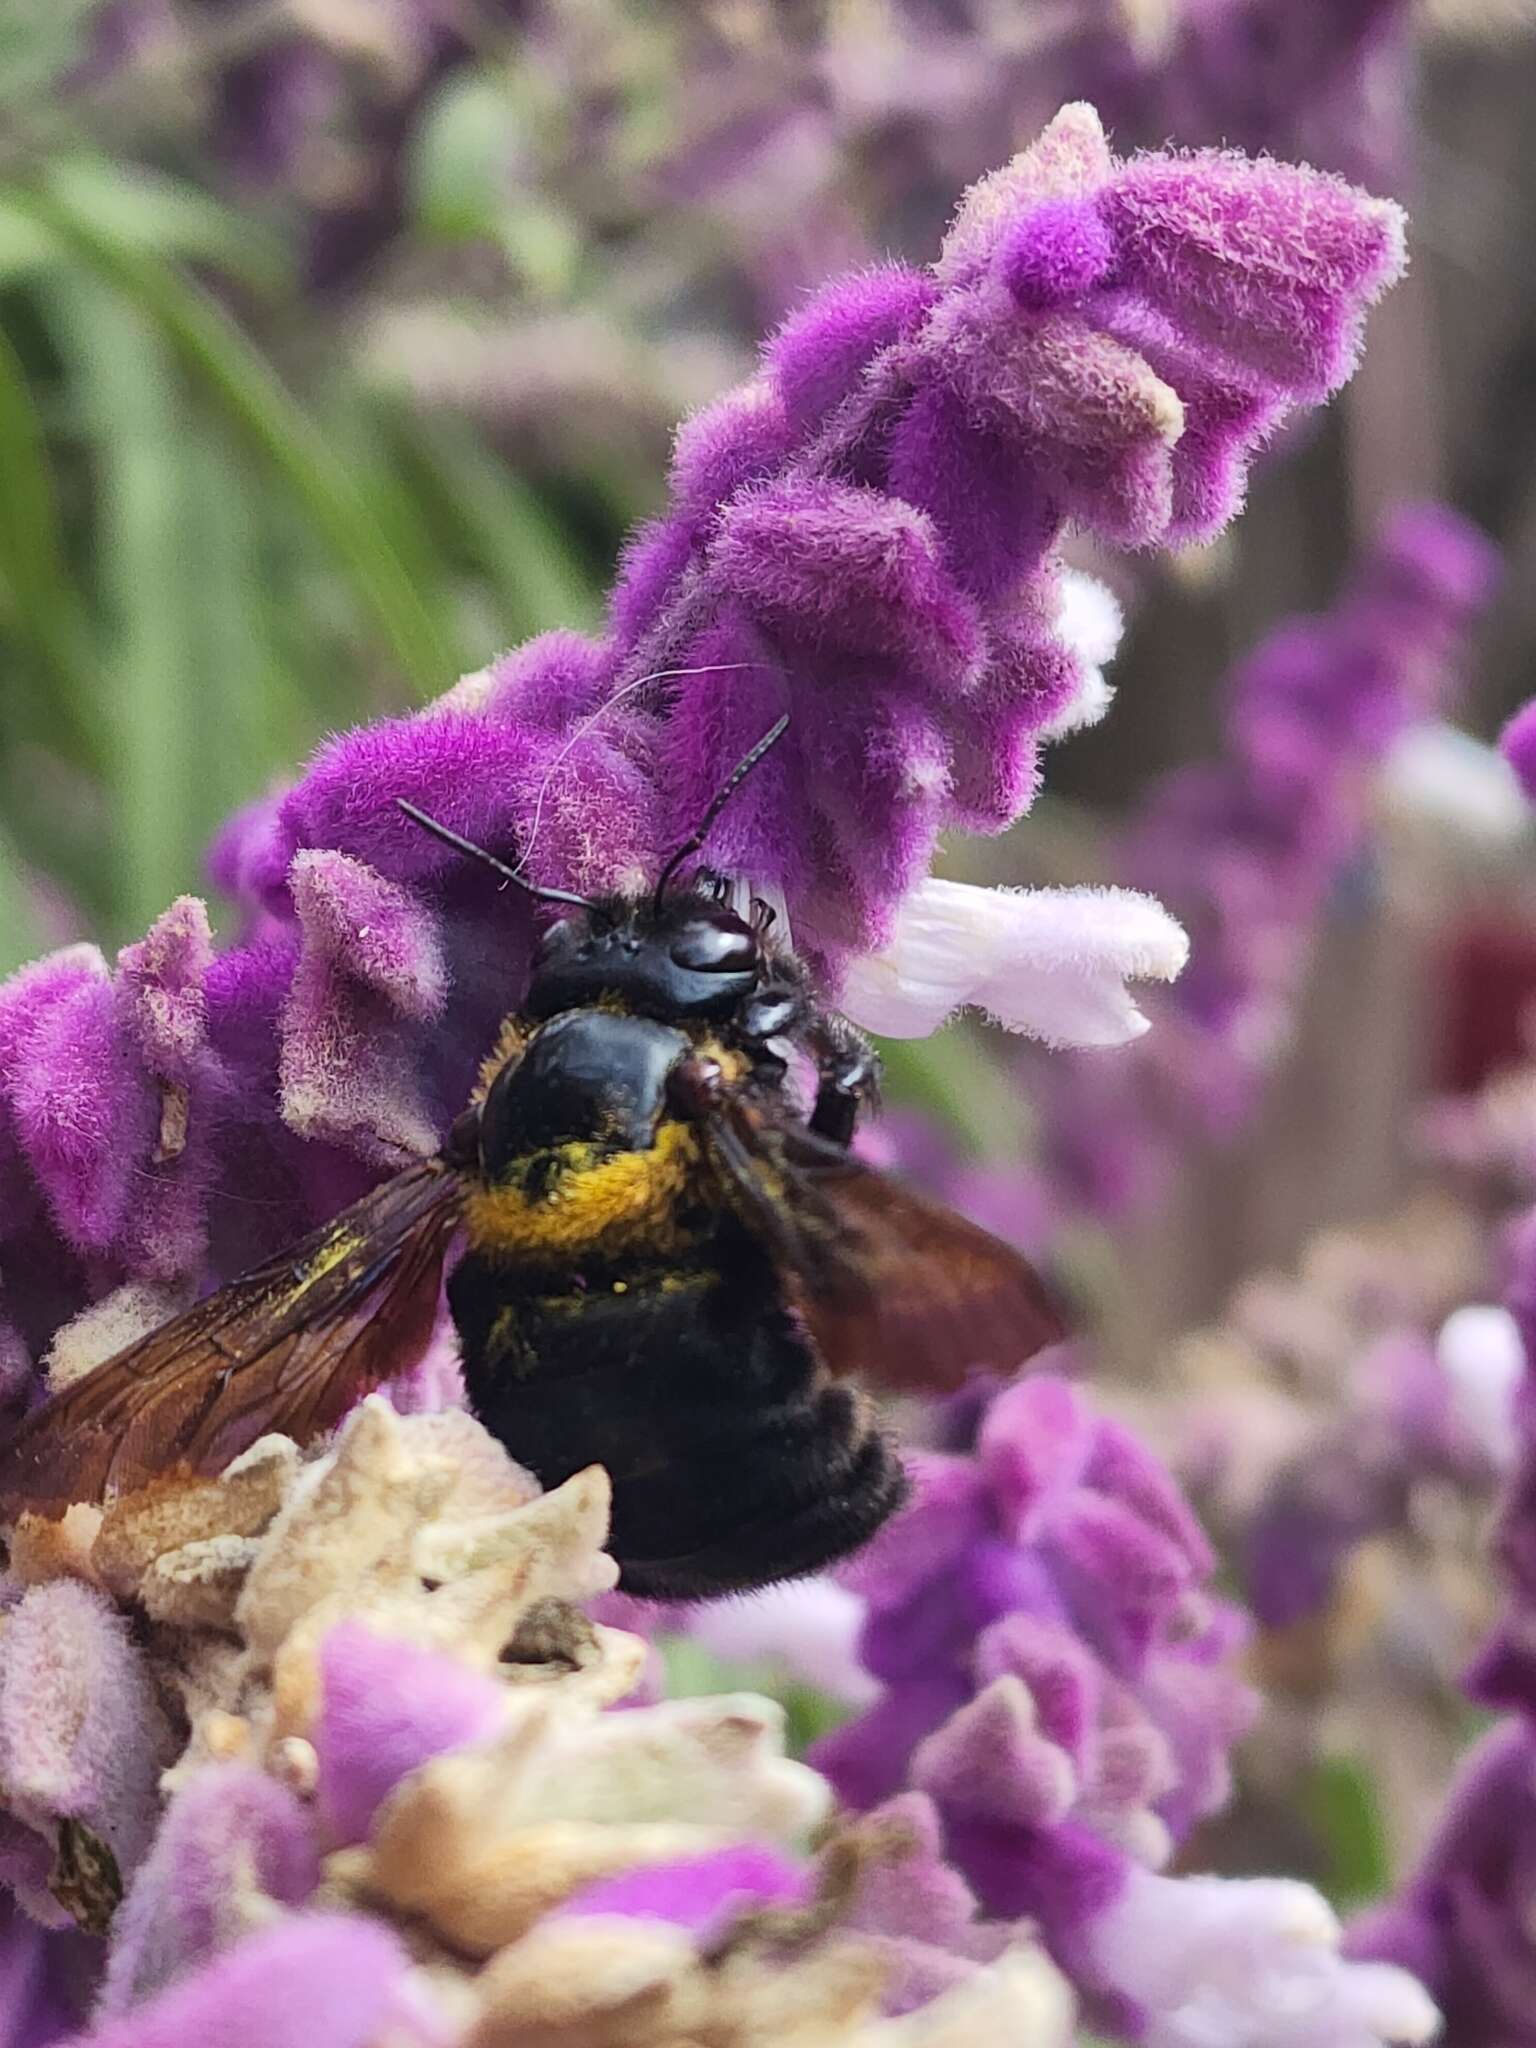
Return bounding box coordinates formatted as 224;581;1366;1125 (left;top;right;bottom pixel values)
1043;569;1124;739
686;1576;878;1707
1089;1868;1440;2048
1381;720;1530;849
1437;1303;1524;1470
840;877;1188;1047
1057;567;1125;668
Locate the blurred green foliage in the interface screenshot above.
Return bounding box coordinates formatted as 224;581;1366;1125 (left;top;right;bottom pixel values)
660;1637;856;1760
0;144;612;973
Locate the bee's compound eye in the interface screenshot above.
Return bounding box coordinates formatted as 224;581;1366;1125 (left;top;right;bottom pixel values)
669;914;757;974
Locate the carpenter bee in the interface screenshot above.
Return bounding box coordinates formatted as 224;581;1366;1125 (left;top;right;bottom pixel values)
0;720;1063;1596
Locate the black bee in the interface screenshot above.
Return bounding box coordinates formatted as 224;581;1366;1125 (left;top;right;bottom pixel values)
0;721;1063;1596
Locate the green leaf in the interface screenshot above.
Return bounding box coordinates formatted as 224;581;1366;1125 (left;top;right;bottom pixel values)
56;280;199;934
657;1640;852;1761
1303;1755;1392;1910
0;317;100;761
46;159;287;287
779;1681;854;1755
0;163;284;286
0;819;49;978
390;408;603;644
409;71;522;244
0;0;98;111
8;176;459;697
876;1028;1035;1159
0;193;64;280
659;1636;740;1700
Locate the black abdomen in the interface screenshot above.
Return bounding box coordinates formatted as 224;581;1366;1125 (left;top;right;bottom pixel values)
449;1234;907;1598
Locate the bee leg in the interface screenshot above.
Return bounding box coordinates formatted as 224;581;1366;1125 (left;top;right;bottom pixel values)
809;1014;881;1148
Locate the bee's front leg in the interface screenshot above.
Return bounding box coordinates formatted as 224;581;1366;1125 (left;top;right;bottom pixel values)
808;1012;881;1148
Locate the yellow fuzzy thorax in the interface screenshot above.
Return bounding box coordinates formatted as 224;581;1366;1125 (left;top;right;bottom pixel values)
473;1013;530;1106
464;1117;709;1264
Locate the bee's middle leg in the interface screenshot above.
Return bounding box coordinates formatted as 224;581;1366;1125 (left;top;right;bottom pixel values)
809;1013;880;1148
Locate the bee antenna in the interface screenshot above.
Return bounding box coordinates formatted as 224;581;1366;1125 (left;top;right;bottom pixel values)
394;800;600;914
651;714;790;916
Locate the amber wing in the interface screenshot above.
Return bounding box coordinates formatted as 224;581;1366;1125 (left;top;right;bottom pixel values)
0;1160;464;1518
705;1100;1065;1392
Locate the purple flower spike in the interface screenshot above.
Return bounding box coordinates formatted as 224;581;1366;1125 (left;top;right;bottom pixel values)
815;1375;1256;1950
0;100;1407;1381
608;99;1402;965
314;1621;507;1845
1348;1719;1536;2048
821;1372;1432;2042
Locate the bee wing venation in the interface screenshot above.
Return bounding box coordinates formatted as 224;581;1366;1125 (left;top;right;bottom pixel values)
707;1100;1065;1393
0;1160;464;1516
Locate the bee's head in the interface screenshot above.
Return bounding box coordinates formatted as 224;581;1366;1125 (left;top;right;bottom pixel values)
523;895;763;1023
395;712;789;1026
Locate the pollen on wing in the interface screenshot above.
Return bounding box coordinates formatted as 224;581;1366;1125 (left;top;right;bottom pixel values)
464;1120;708;1262
298;1227;364;1290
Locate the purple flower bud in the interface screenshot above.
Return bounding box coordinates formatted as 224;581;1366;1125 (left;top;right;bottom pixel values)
766;267;938;434
281;853;447;1167
1100;149;1405;401
999;198;1117;311
7;960;155;1260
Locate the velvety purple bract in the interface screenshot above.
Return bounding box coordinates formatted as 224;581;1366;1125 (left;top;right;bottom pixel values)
0;1902;94;2048
1500;697;1536;803
99;1767;320;2015
54;1914;426;2048
555;1843;810;1942
314;1622;507;1845
0;1583;174;1928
